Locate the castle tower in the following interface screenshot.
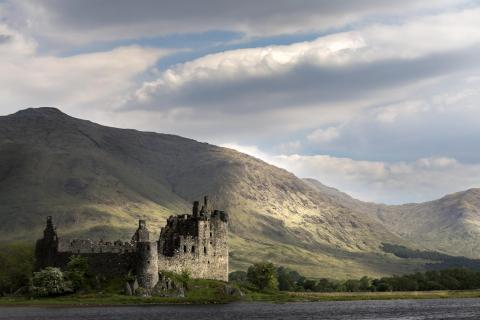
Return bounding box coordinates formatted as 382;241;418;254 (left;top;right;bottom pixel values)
133;220;159;289
132;219;149;242
35;216;59;270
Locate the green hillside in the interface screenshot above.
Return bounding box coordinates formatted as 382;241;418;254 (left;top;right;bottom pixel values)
0;108;475;278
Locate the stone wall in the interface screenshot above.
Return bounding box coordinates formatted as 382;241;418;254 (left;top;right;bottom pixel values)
35;197;229;288
157;205;228;281
54;252;135;279
58;239;135;254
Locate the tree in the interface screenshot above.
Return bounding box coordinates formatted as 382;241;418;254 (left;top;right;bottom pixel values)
229;271;247;283
0;242;35;295
371;278;392;292
30;267;72;297
247;262;278;291
358;276;371;291
315;278;333;292
277;267;302;291
345;279;360;292
64;255;93;292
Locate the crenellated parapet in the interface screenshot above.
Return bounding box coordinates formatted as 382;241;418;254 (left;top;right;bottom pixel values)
58;239;135;254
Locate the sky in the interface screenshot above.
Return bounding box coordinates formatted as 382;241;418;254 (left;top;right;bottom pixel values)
1;0;480;204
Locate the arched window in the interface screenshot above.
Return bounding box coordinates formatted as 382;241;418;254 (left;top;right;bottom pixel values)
184;245;187;253
191;246;195;253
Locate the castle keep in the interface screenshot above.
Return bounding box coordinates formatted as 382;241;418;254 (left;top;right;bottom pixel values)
35;197;229;289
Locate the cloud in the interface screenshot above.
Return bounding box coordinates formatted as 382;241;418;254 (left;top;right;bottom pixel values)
307;127;340;144
125;7;480;116
7;0;465;48
0;23;167;117
274;141;302;155
225;143;480;204
1;1;480;204
0;23;36;56
273;154;480;204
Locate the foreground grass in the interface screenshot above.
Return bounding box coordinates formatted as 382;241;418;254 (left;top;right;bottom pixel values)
0;278;237;306
2;289;480;306
0;293;236;306
283;290;480;302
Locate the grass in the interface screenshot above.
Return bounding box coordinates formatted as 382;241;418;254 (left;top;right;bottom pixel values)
272;290;480;302
2;289;480;306
0;278;238;306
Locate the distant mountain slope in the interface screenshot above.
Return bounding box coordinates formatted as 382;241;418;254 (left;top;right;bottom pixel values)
304;178;480;259
0;108;475;278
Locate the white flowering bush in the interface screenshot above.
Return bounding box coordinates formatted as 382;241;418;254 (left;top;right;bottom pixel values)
30;267;72;297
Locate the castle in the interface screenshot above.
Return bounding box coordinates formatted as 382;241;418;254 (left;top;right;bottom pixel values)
35;196;229;289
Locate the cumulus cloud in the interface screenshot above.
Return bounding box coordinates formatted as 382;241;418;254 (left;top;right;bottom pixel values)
126;7;480;115
0;22;167;117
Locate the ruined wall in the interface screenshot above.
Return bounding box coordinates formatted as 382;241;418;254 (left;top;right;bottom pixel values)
35;197;229;287
54;252;135;278
49;239;136;278
58;239;135;254
157;208;228;281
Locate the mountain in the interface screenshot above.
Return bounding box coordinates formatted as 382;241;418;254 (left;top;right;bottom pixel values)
305;178;480;260
0;108;478;278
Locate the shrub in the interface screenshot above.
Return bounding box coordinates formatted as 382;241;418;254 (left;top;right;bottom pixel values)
30;267;72;297
247;262;278;291
64;255;94;292
0;242;34;295
229;270;247;283
277;267;302;291
180;270;191;289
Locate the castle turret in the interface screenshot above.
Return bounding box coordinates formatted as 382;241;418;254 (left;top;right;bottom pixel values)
192;201;199;217
35;216;59;270
132;219;149;242
133;220;159;290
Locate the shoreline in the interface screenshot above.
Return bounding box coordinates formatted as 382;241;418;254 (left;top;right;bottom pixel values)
2;290;480;307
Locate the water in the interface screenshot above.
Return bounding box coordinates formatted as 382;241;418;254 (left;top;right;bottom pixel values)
1;298;480;320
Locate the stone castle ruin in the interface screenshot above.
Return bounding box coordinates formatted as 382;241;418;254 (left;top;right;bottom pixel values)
35;196;228;290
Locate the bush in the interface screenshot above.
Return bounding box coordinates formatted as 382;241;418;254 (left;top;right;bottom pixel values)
30;267;72;297
180;270;191;289
64;255;94;292
277;267;302;291
247;262;278;291
229;270;247;283
0;242;35;295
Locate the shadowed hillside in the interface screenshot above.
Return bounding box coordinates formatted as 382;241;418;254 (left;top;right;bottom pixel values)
305;178;480;260
0;108;474;278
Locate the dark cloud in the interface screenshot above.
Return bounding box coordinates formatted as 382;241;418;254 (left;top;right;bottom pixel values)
0;34;12;44
14;0;461;44
125;45;480;115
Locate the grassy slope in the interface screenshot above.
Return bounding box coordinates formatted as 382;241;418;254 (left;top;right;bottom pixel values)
0;108;458;278
305;179;480;260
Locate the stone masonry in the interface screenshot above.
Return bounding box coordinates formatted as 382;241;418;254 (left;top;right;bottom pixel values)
35;196;229;289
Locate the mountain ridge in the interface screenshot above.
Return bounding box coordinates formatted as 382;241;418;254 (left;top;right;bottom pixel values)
1;107;479;278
